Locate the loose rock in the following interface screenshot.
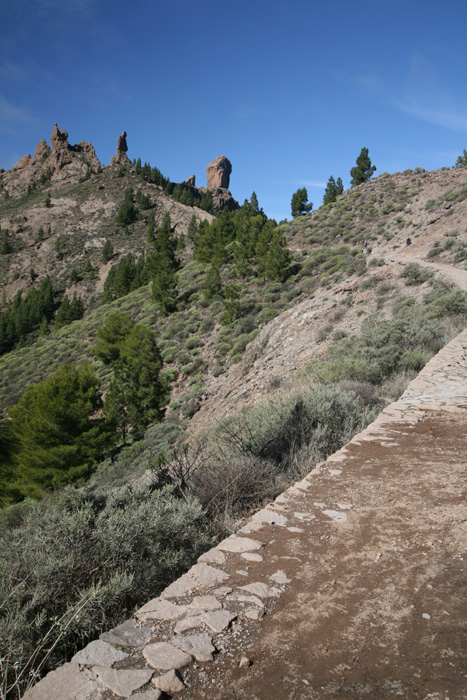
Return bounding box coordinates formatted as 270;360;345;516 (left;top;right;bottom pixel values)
71;640;128;667
152;668;185;694
143;642;192;671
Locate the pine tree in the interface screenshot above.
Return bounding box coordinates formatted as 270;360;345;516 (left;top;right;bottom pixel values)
8;363;106;498
350;147;376;187
222;284;241;325
291;188;313;217
264;230;291;282
69;294;84;322
102;323;168;443
38;316;49;338
455;149;467;168
116;188;138;225
54;295;70;330
146;210;155;243
150;213;179;315
187;214;198;241
203;265;223;301
101;239;113;263
94;312;134;365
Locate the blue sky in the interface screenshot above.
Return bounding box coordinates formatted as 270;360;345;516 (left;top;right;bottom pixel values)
1;0;466;221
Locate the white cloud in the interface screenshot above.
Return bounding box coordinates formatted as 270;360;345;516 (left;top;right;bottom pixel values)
396;54;467;133
396;101;467;133
0;94;38;132
299;180;326;188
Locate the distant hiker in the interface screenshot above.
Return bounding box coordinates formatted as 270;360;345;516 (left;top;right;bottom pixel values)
406;237;411;246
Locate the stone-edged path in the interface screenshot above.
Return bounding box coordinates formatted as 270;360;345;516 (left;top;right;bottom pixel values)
23;330;467;700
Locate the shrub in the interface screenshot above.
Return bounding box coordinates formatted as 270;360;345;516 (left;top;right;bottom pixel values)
0;485;208;697
400;263;433;286
184;336;200;350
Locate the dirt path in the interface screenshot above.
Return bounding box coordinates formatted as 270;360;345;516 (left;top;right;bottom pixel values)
377;248;467;290
182;411;467;700
179;334;467;700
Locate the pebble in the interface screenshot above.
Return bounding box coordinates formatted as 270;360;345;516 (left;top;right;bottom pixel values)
239;656;252;668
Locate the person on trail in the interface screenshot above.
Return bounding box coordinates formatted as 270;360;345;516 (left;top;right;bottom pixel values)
406;237;411;246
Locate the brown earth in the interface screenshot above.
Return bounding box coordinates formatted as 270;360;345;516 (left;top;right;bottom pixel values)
181;411;467;700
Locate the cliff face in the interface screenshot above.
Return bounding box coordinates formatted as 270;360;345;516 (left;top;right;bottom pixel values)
1;124;101;196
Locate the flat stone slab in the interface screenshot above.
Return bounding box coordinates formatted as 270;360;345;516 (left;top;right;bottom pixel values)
190;595;222;610
174;615;205;634
135;690;162;700
101;618;152;648
152;668;185;694
173;633;216;662
237;521;264;534
241;552;264;562
92;666;153;696
217;536;262;553
245;607;265;621
71;640;128;666
294;512;315;521
236;594;265;608
22;663;97;700
143;642;193;671
136;598;188;621
199;609;236;633
322;509;348;523
198;548;226;565
239;582;274;599
269;570;291;584
190;562;230;587
161;563;229;598
252;508;288;526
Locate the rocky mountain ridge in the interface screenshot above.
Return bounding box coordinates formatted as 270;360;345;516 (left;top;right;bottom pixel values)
0;126;240;305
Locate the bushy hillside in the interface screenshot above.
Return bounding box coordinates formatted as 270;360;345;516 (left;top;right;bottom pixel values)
1;144;467;698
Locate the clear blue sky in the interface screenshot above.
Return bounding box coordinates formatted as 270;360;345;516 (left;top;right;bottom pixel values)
1;0;466;221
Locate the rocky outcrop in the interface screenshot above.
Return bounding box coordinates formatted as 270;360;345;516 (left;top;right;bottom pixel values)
184;175;196;187
202;155;238;211
33;139;51;161
0;124;100;195
12;154;31;171
209;187;239;212
50;123;69;149
110;131;131;166
206;155;232;189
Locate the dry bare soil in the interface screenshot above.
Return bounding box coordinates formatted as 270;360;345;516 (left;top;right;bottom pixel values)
183;412;467;700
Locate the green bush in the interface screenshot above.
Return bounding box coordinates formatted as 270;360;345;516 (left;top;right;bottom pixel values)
184;336;200;350
309;290;466;386
0;485;208;697
400;263;433;286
